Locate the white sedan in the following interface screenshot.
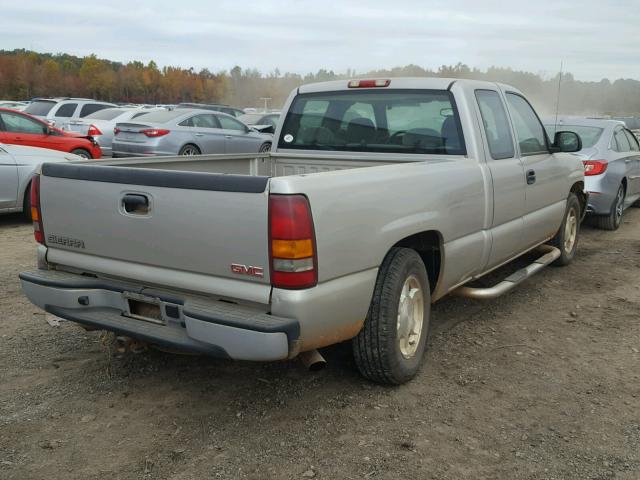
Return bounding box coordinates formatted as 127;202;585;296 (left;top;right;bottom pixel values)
0;143;80;217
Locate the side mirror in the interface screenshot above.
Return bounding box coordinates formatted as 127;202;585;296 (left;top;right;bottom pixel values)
551;131;582;153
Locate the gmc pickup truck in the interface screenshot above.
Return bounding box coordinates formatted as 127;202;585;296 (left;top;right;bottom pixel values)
20;78;586;384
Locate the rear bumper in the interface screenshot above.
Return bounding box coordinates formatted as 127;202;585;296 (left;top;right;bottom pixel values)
19;269;296;361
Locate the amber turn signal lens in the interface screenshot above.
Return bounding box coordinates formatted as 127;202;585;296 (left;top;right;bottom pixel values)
271;239;313;259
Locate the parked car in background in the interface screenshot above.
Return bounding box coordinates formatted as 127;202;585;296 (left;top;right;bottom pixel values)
112;108;272;157
61;108;160;157
0;108;102;159
0;101;28;111
545;117;640;230
238;112;281;133
0;142;79;217
176;102;245;117
24;98;116;127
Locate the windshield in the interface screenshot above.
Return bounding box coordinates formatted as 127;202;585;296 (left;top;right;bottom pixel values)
24;100;56;116
544;124;603;149
278;89;466;155
85;108;127;120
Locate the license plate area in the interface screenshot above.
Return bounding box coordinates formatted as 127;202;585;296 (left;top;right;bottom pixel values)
123;293;164;325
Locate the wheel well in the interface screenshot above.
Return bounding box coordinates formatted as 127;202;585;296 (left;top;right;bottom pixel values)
391;230;442;294
571;181;587;215
621;177;628;194
22;179;32;211
181;143;200;153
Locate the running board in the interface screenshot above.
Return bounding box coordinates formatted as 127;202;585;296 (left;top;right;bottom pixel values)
454;245;561;300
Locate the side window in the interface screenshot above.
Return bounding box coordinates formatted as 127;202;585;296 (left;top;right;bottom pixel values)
475;90;515;159
613;128;631;152
623;129;639;152
80;103;109;117
505;93;548;155
218;115;247;132
54;103;77;118
0;112;46;134
179;117;194;127
189;114;219;128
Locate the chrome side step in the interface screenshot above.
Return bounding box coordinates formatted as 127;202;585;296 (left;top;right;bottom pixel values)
454;245;561;300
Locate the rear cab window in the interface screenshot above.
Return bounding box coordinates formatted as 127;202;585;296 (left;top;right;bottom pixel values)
80;103;110;117
278;89;466;155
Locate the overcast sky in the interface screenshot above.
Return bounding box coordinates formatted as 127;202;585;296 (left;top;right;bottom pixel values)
3;0;639;81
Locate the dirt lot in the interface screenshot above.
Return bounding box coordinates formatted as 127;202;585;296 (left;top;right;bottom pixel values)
1;211;639;480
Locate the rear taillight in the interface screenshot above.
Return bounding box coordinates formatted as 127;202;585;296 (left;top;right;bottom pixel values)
583;160;608;176
141;128;170;137
348;79;391;88
87;124;102;136
269;194;317;289
113;127;120;135
30;174;45;245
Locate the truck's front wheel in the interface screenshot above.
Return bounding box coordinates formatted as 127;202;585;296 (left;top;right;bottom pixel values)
353;248;431;385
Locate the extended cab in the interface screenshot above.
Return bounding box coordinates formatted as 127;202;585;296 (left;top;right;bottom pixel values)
20;78;586;384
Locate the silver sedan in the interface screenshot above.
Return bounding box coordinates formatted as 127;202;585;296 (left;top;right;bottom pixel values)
112;109;273;157
546;117;640;230
0;142;79;217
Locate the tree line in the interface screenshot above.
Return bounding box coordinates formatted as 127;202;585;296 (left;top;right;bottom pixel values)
0;49;638;116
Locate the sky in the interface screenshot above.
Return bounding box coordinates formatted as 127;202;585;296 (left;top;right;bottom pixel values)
3;0;639;81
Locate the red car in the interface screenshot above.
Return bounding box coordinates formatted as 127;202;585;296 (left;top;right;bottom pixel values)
0;108;102;158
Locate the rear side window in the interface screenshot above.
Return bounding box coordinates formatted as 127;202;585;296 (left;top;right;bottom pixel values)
475;90;515;159
505;93;548;155
24;100;56;116
613;128;631;152
80;103;110;117
278;89;466;155
218;116;247;131
624;129;639;151
53;103;77;118
0;112;46;134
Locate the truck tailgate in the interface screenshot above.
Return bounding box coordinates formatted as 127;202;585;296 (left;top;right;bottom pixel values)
39;163;272;303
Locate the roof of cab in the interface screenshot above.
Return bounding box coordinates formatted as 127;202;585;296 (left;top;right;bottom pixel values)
297;77;511;94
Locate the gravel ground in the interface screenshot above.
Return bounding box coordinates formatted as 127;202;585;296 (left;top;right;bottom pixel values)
0;211;639;480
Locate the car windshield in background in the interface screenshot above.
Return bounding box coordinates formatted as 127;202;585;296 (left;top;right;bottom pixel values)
278;89;466;155
85;108;127;120
129;109;186;123
545;125;604;149
24;100;56;116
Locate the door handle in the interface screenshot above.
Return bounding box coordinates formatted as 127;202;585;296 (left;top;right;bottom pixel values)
625;158;632;163
225;135;232;139
526;170;536;185
122;194;149;215
195;133;204;137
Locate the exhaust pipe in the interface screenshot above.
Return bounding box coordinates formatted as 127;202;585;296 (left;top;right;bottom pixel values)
298;349;326;371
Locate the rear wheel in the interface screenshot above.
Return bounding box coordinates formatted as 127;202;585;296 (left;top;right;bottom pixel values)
549;193;581;266
353;248;431;385
592;184;624;231
23;183;32;221
71;148;92;159
259;142;271;153
179;144;201;156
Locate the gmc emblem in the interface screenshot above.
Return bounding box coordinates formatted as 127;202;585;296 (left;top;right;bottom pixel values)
230;263;264;278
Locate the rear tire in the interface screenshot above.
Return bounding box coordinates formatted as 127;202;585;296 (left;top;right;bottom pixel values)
353;248;431;385
592;184;624;231
259;142;271;153
179;144;201;156
23;183;32;221
549;193;581;266
71;148;92;159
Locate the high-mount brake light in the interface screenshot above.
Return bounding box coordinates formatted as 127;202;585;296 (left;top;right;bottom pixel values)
348;79;391;88
269;194;317;289
583;160;608;176
140;128;170;138
30;174;45;245
87;124;102;136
